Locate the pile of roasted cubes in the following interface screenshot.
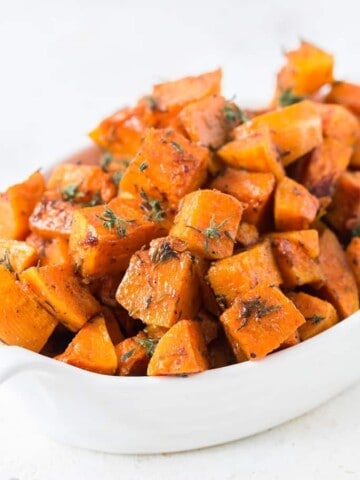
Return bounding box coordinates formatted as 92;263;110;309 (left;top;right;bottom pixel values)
0;41;360;376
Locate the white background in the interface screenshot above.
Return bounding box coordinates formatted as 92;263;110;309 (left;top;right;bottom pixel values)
0;0;360;478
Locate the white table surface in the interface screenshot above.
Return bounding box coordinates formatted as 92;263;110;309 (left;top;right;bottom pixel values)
0;1;360;478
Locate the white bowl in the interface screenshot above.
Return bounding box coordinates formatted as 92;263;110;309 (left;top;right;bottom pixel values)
1;308;360;454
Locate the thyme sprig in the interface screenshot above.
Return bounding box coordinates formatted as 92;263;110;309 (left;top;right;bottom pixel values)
278;89;306;107
136;337;158;357
186;215;233;254
96;206;135;237
61;184;85;202
0;251;13;272
224;103;248;124
305;314;325;325
150;241;179;264
140;190;166;222
237;297;281;330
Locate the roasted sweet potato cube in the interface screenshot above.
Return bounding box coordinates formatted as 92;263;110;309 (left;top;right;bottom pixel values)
287;291;339;341
326;172;360;235
152;69;221;114
269;230;323;288
274;176;319;231
235;222;259;247
316;103;358;147
170;189;243;259
276;41;333;95
0;266;58;352
250;100;322;166
115;333;150;376
42;238;69;266
0;239;38;273
147;320;209;376
116;238;200;328
346;237;360;291
0;171;45;240
193;256;220;316
19;264;102;332
210;168;275;229
178;94;229;149
29;192;78;240
300;138;352;198
89;100;156;157
120;128;209;212
101;308;124;345
208;239;282;306
318;228;359;319
218;124;284;179
278;330;300;350
47;163;117;204
220;285;306;361
55;316;118;375
69;197;166;278
325;81;360;116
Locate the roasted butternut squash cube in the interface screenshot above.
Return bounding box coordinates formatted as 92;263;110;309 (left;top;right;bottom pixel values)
274;176;319;231
120;128;209;212
287;291;339;341
178;94;229;149
250;100;322;166
346;237;360;291
325;81;360;116
56;316;118;375
47;163;117;204
235;222;259;247
210;168;276;229
116;238;200;328
268;230;323;288
318;228;359;319
19;264;102;332
147;320;209;376
300;137;352;198
278;330;300;350
326;172;360;235
29;192;78;240
115;333;150;376
277;41;333;95
0;266;58;352
0;239;38;273
218;124;284;179
170;189;243;259
220;285;306;361
152;69;221;114
89;100;156;157
0;171;45;240
207;239;282;306
316;103;358;147
69;197;166;278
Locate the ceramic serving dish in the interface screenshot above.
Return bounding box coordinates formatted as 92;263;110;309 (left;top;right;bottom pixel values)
1;308;360;454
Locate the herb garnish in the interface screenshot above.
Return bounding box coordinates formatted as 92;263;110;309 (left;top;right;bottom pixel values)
139;162;148;172
96;206;135;237
186;215;233;254
140;190;166;222
237;297;281;330
101;152;113;172
351;224;360;238
112;170;123;185
0;251;14;272
121;348;136;362
169;141;184;153
150;241;179;264
305;314;325;325
224;103;248;124
145;95;157;111
136;337;158;357
278;89;306;107
61;184;85;202
81;191;102;208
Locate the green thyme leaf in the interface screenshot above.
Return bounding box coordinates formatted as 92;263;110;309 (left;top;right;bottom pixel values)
101;152;113;172
136;337;159;357
224;103;248;124
186;215;232;254
112;170;123;185
278;89;306;107
61;184;85;201
305;314;325;325
150;241;179;264
169;141;184;153
139;162;148;172
140;190;166;222
0;251;13;272
96;206;135;237
237;297;281;330
121;348;136;362
351;224;360;238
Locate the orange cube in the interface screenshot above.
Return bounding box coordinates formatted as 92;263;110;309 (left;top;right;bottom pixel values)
56;316;118;375
250;101;322;166
316;103;358;147
116;238;200;328
115;333;150;376
210;168;276;229
69;197;166;278
147;320;209;376
0;239;38;273
218;124;285;179
170;189;243;259
207;240;282;306
325;81;360;116
120;128;209;212
220;285;306;361
274;176;319;231
0;171;45;240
